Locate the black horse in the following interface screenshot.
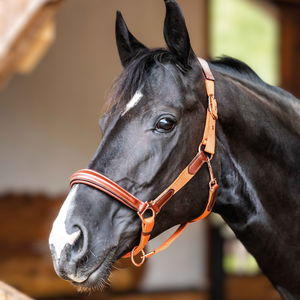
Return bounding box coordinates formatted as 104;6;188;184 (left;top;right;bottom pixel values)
49;0;300;299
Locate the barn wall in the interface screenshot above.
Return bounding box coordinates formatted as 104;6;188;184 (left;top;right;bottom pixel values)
0;0;207;195
0;0;209;294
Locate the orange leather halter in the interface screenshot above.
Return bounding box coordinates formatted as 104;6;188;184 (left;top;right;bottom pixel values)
70;58;218;267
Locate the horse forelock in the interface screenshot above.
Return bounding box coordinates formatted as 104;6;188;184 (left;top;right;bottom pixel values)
103;48;187;117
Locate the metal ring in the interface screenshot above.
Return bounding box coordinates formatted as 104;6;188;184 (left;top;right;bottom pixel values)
209;178;217;189
137;206;156;223
198;142;205;154
131;247;146;267
198;143;214;161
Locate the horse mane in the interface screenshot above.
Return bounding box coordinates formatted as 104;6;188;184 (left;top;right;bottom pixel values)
211;56;297;100
104;48;183;114
210;56;263;83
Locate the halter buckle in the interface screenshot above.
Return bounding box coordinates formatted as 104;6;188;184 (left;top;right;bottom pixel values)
206;158;215;183
137;204;156;223
198;143;213;161
142;250;155;259
209;178;217;189
208;95;218;120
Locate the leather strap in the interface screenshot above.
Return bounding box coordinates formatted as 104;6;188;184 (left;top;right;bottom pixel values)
202;110;216;155
122;214;155;261
69;58;218;266
70;152;208;216
198;58;218;155
70;169;147;213
198;58;214;81
142;223;188;259
191;182;218;222
150;151;208;214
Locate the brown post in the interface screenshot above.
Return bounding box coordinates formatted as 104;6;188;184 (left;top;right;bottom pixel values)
275;1;300;98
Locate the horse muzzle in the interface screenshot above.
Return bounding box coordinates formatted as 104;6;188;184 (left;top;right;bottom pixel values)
50;230;117;288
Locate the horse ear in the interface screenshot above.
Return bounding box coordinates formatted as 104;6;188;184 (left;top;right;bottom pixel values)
163;0;196;68
116;11;148;68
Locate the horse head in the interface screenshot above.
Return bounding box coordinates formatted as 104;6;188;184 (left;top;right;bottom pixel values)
49;0;220;292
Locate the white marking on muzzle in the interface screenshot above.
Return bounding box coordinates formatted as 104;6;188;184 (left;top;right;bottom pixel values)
49;185;81;259
121;89;143;116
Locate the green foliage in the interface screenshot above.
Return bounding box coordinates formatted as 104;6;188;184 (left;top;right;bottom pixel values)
210;0;280;85
223;252;260;276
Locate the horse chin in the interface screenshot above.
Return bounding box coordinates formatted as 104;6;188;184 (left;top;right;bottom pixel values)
70;247;117;293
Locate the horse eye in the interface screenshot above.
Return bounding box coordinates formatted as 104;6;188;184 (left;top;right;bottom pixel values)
156;118;176;132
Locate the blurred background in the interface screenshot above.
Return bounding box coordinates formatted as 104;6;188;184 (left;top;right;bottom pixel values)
0;0;299;300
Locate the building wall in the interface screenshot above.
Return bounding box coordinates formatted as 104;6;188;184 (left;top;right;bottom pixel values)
0;0;207;195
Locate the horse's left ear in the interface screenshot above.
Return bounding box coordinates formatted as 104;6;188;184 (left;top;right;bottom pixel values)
163;0;197;68
116;11;148;68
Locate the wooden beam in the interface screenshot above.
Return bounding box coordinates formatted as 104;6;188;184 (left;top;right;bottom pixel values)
0;0;64;89
225;275;282;300
15;20;55;74
0;281;34;300
272;0;300;3
277;2;300;98
202;0;209;59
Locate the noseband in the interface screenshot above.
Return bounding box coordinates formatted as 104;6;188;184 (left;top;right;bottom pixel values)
70;58;218;267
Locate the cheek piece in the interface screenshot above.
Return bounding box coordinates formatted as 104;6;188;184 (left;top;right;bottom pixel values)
69;58;218;267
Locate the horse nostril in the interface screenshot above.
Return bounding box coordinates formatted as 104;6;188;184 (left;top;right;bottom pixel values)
71;228;84;256
58;227;84;263
49;223;82;261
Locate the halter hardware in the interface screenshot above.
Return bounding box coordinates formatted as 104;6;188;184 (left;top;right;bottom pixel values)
69;58;218;267
208;95;218;120
131;248;146;267
137;204;156;220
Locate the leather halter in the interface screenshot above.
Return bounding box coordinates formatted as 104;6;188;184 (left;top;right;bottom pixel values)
70;58;218;267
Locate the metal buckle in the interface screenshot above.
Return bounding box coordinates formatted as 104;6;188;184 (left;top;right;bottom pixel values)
198;143;214;161
137;204;155;223
206;157;217;185
209;178;217;189
208;95;218;120
142;250;155;259
137;203;149;221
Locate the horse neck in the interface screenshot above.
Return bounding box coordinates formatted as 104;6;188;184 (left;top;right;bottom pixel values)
212;68;300;297
214;67;300;229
